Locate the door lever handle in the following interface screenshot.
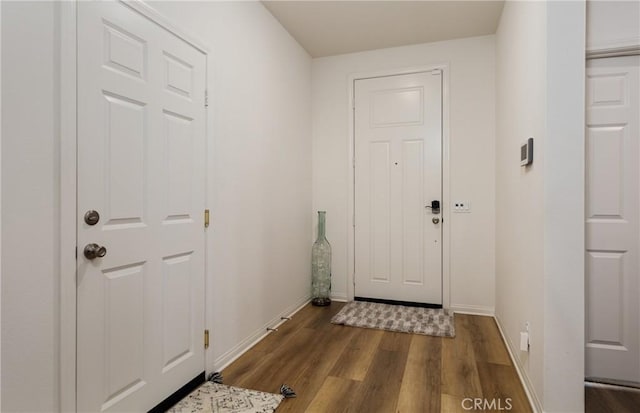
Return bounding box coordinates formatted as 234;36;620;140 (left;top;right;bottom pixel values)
84;243;107;260
425;200;440;214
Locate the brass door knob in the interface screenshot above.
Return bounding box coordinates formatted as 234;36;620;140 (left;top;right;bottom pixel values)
432;217;440;224
84;243;107;260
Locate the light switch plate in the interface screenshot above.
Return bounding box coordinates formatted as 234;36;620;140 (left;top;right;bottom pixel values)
453;201;471;213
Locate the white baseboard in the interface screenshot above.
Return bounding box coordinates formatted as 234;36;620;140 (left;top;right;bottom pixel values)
212;294;311;372
450;304;495;316
494;314;543;413
331;292;348;302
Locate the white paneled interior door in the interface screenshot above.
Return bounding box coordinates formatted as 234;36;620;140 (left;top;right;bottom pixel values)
76;2;207;411
585;55;640;384
354;71;443;305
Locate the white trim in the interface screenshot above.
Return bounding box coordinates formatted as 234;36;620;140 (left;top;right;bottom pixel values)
587;36;640;59
204;45;216;376
331;292;348;302
346;64;451;308
0;2;3;410
587;44;640;59
59;2;212;410
585;381;640;393
451;304;495;317
59;1;77;411
212;295;311;372
494;314;543;413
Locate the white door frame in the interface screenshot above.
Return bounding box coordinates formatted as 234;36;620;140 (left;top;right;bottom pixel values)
59;2;212;411
347;64;451;308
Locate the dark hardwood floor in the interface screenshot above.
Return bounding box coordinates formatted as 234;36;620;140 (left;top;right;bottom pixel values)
222;302;532;412
586;383;640;413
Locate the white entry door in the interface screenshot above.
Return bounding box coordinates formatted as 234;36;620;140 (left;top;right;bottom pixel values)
354;71;443;305
585;55;640;384
76;2;207;411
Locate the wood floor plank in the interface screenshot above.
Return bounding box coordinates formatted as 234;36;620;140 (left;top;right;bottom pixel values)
305;376;362;413
379;330;413;353
476;362;532;413
468;316;512;366
302;302;344;330
351;348;408;413
441;393;469;413
329;327;384;381
586;385;640;413
396;334;442;413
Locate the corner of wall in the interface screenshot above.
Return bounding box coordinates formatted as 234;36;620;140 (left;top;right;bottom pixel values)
542;1;586;411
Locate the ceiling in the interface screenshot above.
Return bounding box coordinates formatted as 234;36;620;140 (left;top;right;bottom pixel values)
262;1;505;58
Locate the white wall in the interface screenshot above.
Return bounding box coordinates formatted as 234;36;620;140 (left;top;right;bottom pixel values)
495;1;547;408
312;36;496;313
587;0;640;52
495;1;585;412
1;1;311;410
1;2;61;411
151;1;313;370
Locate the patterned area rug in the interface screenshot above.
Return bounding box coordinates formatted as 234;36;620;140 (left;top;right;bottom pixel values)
168;382;284;413
331;301;455;337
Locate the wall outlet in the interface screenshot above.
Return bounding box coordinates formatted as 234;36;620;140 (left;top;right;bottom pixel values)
520;332;530;352
520;321;530;352
453;201;471;213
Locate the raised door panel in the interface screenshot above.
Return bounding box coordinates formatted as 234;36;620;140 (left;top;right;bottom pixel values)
162;253;194;373
163;110;195;222
586;251;625;347
369;141;391;283
101;263;147;411
586;126;625;220
103;93;147;227
371;87;424;127
587;73;627;107
103;20;147;80
402;140;425;285
164;51;193;100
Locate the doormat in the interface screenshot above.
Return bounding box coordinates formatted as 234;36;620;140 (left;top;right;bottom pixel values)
331;300;455;337
168;381;284;413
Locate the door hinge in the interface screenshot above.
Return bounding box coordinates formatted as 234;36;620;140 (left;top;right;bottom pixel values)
204;329;210;349
204;89;209;108
204;209;210;228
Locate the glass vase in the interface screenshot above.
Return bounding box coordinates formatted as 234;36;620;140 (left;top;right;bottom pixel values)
311;211;331;306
